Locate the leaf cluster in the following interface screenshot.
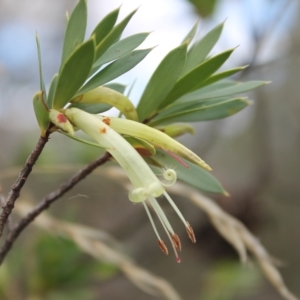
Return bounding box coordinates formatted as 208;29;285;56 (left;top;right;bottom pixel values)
33;0;267;195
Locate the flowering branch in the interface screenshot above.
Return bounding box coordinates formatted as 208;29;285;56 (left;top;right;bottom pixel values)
0;132;51;238
0;151;111;264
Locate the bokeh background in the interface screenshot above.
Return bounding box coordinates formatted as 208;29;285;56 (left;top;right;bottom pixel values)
0;0;299;299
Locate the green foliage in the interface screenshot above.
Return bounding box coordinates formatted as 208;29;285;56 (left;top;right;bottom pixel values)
91;7;119;45
0;234;118;300
91;32;150;71
187;0;218;18
137;43;188;121
53;38;95;109
182;21;224;75
200;260;262;300
94;9;138;61
161;48;235;108
60;0;87;67
35;34;46;99
33;0;266;196
78;48;152;95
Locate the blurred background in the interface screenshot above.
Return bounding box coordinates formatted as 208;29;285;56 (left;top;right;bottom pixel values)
0;0;299;299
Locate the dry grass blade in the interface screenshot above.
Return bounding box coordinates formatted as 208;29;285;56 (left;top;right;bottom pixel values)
106;167;298;300
15;201;181;300
168;183;299;300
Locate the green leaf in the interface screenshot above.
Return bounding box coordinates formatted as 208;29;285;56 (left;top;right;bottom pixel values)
161;48;235;108
33;91;50;137
92;32;150;72
47;73;58;108
91;7;120;44
188;0;218;18
95;9;138;61
181;21;224;76
181;21;198;45
53;38;95;109
179;81;268;102
35;34;46;100
60;0;87;68
137;43;188;122
150;98;250;126
196;66;247;89
78;48;152;95
152;149;226;194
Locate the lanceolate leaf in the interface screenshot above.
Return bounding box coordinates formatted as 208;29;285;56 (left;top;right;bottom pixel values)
152;149;226;194
92;32;150;72
91;7;120;45
36;34;46;100
196;66;247;89
60;0;87;68
161;48;235;108
179;81;268;102
137;43;188;122
47;73;58;108
95;9;138;61
150;98;250;125
78;48;152;95
181;21;224;76
53;38;95;109
181;21;199;45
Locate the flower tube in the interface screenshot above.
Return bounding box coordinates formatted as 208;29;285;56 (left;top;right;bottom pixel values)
65;107;196;261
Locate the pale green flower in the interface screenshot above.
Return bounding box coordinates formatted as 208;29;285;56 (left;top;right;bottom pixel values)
65;107;196;262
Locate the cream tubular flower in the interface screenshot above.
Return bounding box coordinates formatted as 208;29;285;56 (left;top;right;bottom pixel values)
96;115;211;171
65;108;196;262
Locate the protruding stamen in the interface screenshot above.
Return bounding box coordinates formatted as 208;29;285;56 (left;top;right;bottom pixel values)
158;240;168;255
150;197;175;234
150;197;181;262
186;221;196;243
142;202;162;241
164;192;188;227
172;234;182;251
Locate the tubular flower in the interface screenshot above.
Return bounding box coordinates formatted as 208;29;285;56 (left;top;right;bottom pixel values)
65;107;196;262
96;115;211;171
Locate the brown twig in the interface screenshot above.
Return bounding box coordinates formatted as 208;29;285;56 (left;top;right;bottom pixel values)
0;132;51;237
0;193;13;234
0;151;111;265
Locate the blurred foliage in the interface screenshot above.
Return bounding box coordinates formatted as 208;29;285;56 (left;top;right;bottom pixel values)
0;233;118;300
187;0;218;18
200;260;262;300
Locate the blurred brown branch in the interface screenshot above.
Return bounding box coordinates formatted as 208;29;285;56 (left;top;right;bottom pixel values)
0;151;111;265
0;132;51;238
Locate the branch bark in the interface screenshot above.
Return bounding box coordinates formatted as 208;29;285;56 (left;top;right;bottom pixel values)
0;132;51;237
0;151;111;265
